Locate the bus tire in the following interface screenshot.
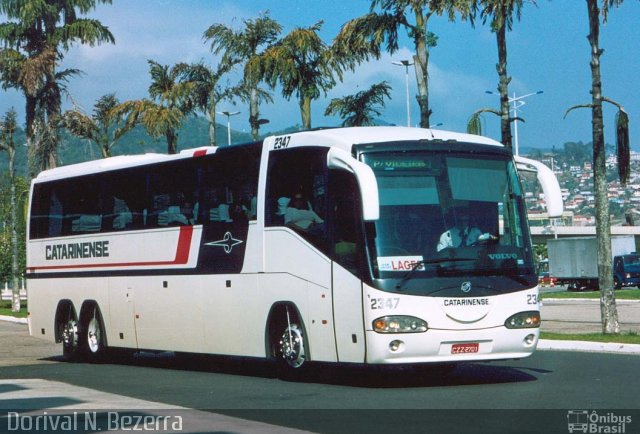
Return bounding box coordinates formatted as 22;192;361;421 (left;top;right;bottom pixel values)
57;303;80;360
79;303;107;362
268;305;308;375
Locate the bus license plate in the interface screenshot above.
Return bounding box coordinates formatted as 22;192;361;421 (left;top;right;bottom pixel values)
451;343;479;354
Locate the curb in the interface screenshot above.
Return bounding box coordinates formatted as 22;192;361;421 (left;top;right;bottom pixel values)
541;298;640;304
538;339;640;355
0;314;27;324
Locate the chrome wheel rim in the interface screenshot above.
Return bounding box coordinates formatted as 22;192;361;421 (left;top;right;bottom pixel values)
87;317;100;353
279;325;305;368
63;319;78;350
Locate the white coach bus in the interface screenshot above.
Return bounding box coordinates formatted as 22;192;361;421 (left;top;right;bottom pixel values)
26;126;562;370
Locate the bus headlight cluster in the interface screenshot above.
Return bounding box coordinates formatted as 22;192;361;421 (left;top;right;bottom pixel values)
505;311;540;329
373;316;428;333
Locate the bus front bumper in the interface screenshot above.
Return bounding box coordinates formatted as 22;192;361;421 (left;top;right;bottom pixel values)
365;326;539;364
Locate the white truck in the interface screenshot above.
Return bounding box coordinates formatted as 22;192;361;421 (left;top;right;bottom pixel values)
547;235;637;291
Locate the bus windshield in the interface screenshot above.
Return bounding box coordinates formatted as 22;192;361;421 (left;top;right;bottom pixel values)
362;149;534;293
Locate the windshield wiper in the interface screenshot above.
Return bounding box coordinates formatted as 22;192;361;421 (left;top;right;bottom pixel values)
395;257;477;290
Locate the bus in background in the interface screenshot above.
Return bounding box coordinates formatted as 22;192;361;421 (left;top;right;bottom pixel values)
26;127;563;371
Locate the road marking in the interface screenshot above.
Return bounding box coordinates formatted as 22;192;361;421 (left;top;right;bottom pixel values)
0;379;314;433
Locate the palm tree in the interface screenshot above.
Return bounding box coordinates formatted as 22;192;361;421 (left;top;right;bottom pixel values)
325;81;392;127
564;0;630;334
204;13;281;140
114;61;194;154
62;93;136;158
0;108;20;311
181;62;240;147
0;0;114;171
262;21;342;130
335;1;472;129
476;0;528;149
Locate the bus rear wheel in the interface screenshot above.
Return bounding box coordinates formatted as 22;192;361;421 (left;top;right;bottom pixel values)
80;305;106;362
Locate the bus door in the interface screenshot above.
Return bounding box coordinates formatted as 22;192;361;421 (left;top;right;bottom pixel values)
329;170;366;363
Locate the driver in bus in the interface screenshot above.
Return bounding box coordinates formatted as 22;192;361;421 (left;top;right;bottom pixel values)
437;214;495;252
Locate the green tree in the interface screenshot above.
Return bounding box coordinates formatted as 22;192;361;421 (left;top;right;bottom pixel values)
324;81;392;127
62;93;136;158
114;61;195;154
0;108;20;311
336;1;472;129
564;0;632;334
204;13;281;140
181;62;239;147
0;0;115;172
262;21;342;130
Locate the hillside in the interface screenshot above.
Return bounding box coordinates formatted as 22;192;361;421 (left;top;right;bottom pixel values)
0;116;259;176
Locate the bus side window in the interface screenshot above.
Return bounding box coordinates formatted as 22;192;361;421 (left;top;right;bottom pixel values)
265;147;329;253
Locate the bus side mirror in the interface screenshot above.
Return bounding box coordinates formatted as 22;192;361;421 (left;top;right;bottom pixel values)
327;148;379;221
514;155;564;218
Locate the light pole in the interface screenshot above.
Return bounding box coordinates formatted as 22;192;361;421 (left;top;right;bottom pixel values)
217;110;240;146
486;90;543;155
392;60;414;127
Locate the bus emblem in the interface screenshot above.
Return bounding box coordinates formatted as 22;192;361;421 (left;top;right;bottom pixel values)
461;281;472;293
205;232;243;254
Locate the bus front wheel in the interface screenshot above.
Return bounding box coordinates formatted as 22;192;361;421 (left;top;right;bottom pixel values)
270;306;307;372
278;323;306;369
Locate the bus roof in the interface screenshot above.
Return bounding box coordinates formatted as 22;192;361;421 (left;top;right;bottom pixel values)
33;127;503;182
280;126;503;152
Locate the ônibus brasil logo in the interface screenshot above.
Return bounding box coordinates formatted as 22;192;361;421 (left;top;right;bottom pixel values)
567;410;632;433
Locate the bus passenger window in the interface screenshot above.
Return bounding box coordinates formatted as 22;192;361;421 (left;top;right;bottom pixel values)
112;197;133;230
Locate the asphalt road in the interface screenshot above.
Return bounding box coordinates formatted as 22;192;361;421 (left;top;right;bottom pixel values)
1;320;639;434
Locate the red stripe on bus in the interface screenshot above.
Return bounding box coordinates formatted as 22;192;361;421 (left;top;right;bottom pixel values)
26;226;194;272
193;149;208;157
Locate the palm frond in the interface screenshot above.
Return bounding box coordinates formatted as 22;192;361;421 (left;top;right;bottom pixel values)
467;112;483;135
53;19;115;49
62;109;99;141
563;104;593;119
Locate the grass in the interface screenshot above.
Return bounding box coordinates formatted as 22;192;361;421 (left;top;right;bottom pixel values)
541;289;640;300
540;331;640;345
0;300;27;318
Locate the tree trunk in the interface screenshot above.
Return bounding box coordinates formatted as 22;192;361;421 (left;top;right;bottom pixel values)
166;129;177;154
300;96;312;130
587;0;619;334
413;10;430;128
496;14;513;150
208;104;217;147
249;87;260;140
25;96;37;176
9;147;20;312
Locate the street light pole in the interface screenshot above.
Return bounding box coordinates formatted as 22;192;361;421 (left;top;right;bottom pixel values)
393;60;414;127
486;90;543;155
217;111;240;146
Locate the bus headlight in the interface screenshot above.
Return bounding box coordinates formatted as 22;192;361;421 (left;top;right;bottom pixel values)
373;316;428;333
505;311;540;329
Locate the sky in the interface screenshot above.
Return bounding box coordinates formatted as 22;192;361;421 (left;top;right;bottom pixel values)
1;0;640;152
